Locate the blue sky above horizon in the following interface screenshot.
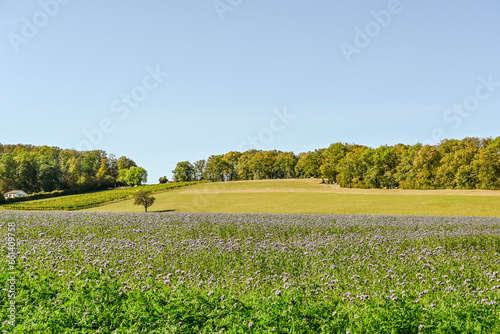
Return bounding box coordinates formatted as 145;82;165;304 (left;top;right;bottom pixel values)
1;0;500;182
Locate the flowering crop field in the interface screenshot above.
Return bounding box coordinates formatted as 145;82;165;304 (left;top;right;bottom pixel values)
0;182;197;211
1;212;500;333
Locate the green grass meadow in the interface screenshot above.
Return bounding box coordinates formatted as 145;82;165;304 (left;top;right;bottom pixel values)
83;180;500;217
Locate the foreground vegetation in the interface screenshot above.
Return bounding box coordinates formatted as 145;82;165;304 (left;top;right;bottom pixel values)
1;211;499;333
173;137;500;190
87;179;500;217
1;182;196;211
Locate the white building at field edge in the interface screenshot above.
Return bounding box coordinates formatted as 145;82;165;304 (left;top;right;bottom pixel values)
4;190;28;198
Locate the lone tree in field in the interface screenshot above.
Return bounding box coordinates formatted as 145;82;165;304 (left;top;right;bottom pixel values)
133;191;156;212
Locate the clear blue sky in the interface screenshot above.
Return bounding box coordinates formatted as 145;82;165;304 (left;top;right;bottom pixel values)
1;0;500;182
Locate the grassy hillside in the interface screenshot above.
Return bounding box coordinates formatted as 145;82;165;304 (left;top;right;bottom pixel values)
1;182;197;211
83;179;500;216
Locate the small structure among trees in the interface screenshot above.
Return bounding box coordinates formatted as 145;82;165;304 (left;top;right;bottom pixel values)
133;191;156;212
4;190;28;198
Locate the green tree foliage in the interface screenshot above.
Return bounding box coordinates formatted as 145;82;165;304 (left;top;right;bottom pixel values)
118;167;148;186
412;145;442;189
34;146;62;192
172;137;500;190
336;145;367;188
0;153;17;192
193;160;206;181
252;150;279;180
159;176;168;184
96;157;115;188
81;150;104;177
236;150;258;181
295;150;324;180
172;161;195;182
15;151;39;193
206;155;226;182
364;145;399;189
117;156;137;171
436;138;482;189
0;144;138;194
222;151;241;181
474;138;500;189
394;144;421;189
275;152;298;179
320;143;347;184
133;191;156;212
59;150;76;189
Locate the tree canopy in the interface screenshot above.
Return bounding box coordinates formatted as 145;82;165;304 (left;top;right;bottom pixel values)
172;137;500;190
118;167;148;186
172;161;195;182
133;191;156;212
0;144;142;194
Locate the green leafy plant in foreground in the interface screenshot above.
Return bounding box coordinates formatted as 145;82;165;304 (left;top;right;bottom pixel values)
0;212;499;333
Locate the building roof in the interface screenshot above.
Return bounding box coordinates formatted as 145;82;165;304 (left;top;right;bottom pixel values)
4;190;27;195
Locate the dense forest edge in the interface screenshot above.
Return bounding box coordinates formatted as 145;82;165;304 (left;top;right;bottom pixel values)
0;144;148;203
2;136;500;205
172;137;500;190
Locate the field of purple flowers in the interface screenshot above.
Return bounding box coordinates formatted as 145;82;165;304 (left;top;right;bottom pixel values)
1;211;500;333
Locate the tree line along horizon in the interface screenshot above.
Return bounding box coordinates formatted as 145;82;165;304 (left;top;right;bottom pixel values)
0;144;147;196
172;137;500;190
1;136;499;197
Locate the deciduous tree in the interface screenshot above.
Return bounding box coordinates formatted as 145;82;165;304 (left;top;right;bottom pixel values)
194;160;206;181
320;143;346;184
134;191;156;212
172;161;195;182
118;167;148;186
206;155;226;182
275;151;298;179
